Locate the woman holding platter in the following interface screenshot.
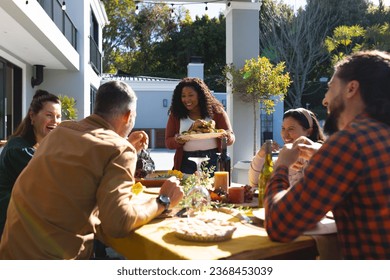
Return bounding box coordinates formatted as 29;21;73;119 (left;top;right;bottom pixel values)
165;77;235;175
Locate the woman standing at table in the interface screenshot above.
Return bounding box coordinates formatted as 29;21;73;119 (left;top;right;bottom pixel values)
0;90;61;239
249;108;325;187
165;77;235;175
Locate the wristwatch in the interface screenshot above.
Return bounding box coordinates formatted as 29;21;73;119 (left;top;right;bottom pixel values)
156;195;170;213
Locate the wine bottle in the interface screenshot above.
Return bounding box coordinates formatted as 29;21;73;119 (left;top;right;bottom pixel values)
258;139;274;208
217;137;231;186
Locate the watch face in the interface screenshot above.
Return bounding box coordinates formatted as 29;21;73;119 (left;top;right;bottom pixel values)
157;195;170;209
159;195;170;204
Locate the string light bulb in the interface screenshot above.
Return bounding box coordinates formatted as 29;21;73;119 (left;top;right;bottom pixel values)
61;1;66;11
227;1;231;7
205;2;208;11
26;0;28;4
170;4;175;17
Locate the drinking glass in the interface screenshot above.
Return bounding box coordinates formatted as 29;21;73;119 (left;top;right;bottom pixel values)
185;156;211;216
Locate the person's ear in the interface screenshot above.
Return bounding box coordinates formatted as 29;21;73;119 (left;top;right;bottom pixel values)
346;80;359;99
123;110;131;123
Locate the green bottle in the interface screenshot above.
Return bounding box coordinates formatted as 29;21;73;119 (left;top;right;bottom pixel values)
258;139;274;208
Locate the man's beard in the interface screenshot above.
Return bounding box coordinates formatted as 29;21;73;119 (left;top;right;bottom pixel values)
323;96;345;136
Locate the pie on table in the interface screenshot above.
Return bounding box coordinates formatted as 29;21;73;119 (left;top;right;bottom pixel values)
172;217;237;242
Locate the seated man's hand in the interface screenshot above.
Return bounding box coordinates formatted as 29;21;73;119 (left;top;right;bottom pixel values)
295;136;322;161
128;131;149;152
159;177;184;209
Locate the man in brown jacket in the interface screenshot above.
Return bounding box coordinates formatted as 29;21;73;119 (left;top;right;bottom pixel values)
0;81;183;259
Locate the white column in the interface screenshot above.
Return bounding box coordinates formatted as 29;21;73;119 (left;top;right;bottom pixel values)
225;1;260;183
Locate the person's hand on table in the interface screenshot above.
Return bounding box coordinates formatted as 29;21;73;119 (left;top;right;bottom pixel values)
128;130;149;152
159;176;184;209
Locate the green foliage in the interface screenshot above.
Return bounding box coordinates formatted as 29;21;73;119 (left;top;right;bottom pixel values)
223;56;291;113
102;1;226;90
364;23;390;51
326;23;390;65
179;164;214;209
59;95;78;120
223;56;291;154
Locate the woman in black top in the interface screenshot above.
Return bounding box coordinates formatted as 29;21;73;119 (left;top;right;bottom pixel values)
0;90;61;238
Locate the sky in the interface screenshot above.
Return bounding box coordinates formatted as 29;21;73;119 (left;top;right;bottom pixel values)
183;0;390;20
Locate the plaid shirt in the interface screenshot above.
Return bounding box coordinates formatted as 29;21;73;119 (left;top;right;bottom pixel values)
264;114;390;259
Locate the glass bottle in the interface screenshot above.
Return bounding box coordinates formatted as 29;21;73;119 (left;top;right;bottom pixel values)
217;137;231;186
258;139;274;208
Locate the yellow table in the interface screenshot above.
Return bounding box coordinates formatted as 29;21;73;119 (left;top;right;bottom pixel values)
104;206;317;260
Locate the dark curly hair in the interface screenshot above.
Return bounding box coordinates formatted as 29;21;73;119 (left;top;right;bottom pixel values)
335;50;390;126
168;77;225;119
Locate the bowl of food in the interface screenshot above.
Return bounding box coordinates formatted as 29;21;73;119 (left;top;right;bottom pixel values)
135;170;184;188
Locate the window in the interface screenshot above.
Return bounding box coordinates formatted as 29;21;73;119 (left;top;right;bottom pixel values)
260;107;273;145
89;11;102;74
0;58;22;140
90;85;97;114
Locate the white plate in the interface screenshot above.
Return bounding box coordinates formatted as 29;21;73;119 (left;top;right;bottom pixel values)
252;208;337;235
177;132;224;141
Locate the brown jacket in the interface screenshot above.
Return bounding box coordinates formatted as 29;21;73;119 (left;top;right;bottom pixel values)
0;115;154;259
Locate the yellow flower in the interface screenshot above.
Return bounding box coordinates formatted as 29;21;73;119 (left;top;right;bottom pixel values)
167;169;183;179
131;182;144;195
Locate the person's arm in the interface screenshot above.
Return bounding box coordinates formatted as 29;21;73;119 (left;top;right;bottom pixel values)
96;147;183;238
165;114;185;149
264;131;362;242
248;151;266;187
214;110;235;145
3;144;35;183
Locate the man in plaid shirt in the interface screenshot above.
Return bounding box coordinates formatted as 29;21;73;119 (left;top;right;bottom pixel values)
264;50;390;259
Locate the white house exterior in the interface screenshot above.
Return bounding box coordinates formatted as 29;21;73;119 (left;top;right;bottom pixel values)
1;0;283;182
0;0;108;140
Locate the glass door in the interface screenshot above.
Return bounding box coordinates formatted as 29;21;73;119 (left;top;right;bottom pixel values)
0;60;5;140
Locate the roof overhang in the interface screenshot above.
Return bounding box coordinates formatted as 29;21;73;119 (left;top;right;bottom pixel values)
0;0;79;70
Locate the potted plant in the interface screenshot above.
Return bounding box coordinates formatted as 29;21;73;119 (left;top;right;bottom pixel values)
223;56;291;155
59;95;78;120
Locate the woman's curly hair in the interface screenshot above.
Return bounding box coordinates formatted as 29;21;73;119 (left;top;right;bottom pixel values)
168;77;225;119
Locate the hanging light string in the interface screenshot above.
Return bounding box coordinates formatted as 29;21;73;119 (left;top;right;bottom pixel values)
134;0;228;15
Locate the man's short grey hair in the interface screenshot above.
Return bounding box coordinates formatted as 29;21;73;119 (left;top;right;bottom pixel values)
93;81;137;119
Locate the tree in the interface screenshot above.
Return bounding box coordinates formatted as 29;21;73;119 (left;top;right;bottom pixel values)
224;56;291;154
102;0;138;73
102;0;226;90
259;0;334;109
325;24;390;65
153;14;226;90
325;25;366;65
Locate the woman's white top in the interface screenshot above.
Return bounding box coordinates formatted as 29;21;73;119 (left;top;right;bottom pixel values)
248;153;305;187
180;117;218;152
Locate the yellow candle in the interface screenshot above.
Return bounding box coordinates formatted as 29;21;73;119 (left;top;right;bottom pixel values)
214;171;229;193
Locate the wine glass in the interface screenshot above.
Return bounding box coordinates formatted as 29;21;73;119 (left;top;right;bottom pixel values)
185;156;211;217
